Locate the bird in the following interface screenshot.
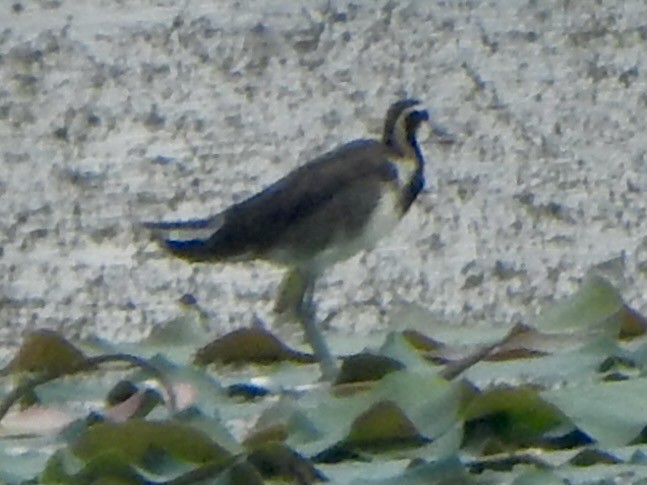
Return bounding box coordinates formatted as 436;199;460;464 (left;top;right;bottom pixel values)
144;99;453;380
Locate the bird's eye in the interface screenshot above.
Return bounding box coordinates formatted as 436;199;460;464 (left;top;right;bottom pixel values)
410;110;429;122
405;109;429;132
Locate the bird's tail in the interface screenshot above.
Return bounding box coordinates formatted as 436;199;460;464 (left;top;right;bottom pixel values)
142;216;223;262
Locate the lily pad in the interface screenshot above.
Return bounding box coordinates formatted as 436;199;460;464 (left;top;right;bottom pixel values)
72;419;233;467
542;378;647;446
5;329;87;375
334;352;405;385
194;327;315;366
344;400;426;449
462;386;566;451
532;275;624;336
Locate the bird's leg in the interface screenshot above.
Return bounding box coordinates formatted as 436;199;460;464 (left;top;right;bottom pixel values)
273;269;337;380
295;273;338;382
274;269;305;317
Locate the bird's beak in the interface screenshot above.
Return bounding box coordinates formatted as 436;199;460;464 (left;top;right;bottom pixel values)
428;120;456;145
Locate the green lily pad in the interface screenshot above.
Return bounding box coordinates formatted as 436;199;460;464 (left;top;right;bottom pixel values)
247;442;326;483
334;352;405;385
276;370;463;457
193;327;315;366
462;385;566;452
532;275;624;336
542;378;647;446
72;419;233;467
5;329;87;375
344;400;425;449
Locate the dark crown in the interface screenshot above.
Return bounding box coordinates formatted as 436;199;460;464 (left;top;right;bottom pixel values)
382;99;427;152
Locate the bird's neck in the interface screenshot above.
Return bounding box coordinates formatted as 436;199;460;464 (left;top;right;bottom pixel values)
409;134;425;167
400;137;425;212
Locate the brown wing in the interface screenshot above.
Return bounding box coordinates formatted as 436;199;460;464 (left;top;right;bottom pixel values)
203;139;398;260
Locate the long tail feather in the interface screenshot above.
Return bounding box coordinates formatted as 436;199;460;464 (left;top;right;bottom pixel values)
160;238;213;262
142;215;224;262
142;217;216;231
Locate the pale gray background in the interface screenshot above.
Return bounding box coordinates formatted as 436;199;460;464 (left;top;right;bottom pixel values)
1;0;645;348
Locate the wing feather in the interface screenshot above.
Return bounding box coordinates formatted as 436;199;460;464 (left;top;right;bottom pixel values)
146;139;397;262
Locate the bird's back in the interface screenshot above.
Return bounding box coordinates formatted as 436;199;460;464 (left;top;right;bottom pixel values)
205;139;400;263
150;139;401;267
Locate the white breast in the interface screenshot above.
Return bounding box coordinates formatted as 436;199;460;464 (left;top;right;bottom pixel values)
307;186;403;273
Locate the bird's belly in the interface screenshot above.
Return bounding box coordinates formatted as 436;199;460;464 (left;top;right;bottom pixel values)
289;187;403;274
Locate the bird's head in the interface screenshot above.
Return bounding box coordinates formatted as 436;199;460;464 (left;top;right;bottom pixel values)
383;99;454;155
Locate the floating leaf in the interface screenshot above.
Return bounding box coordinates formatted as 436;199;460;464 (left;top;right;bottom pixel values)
511;468;567;485
532;276;624;336
372;371;464;442
464;335;620;389
194;328;315;366
462;386;566;451
344;400;424;449
72;419;233;467
379;331;438;372
569;448;622;466
213;460;265;485
244;422;289;449
334;353;405;385
247;442;326;483
401;329;445;352
5;329;87;375
145;309;210;347
351;455;470;485
284;370;463;457
618;306;647;339
485;324;556;361
0;446;52;483
542;378;647;446
440;342;499;381
469;451;550;475
42;447;146;484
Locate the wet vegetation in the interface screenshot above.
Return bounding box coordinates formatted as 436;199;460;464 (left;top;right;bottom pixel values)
1;276;647;483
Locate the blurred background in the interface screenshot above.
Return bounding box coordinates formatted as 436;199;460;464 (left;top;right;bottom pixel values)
0;0;645;348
